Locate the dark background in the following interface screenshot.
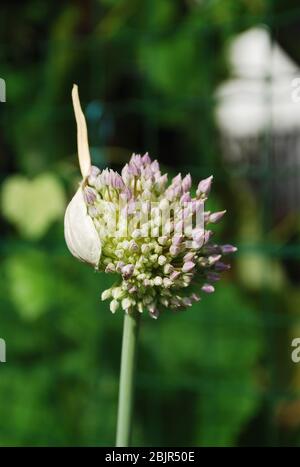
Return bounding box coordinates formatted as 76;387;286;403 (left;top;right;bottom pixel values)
0;0;300;447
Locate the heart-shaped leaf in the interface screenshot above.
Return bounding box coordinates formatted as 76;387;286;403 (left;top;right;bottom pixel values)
1;173;66;239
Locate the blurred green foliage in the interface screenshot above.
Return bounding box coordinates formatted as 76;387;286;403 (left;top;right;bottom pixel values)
0;0;300;447
2;173;66;239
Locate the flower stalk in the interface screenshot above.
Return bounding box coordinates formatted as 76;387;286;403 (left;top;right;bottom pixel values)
116;311;140;447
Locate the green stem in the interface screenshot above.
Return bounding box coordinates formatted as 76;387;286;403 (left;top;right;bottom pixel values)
116;312;140;447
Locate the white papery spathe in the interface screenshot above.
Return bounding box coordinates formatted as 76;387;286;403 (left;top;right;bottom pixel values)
64;85;102;268
64;185;101;267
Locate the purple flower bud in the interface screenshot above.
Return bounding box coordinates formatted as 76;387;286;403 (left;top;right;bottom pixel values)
183;252;195;262
204;211;211;222
182;297;192;307
191;232;204;248
191;293;201;302
121;164;131;182
209;210;226;224
112;174;125;189
101;169;110;185
106;171;114;187
204;244;221;255
157;174;168;186
170;245;180;256
88;166;101;186
108;171;115;185
206;272;220;282
182;261;195;273
83;186;97;204
151;160;159;174
192;199;204;214
192;228;204;242
166;188;175;201
192;239;204;249
182;174;192;192
107;169;114;186
201;284;215;293
221;244;237;254
116;261;125;272
142;152;151;165
196;175;213;196
122;264;134;279
170;271;181;281
131;154;142;167
204;230;213;244
172;173;182;185
129;240;139;252
130;162;140;176
172;234;183;246
143;165;153;180
174;220;183;235
121;187;132;201
182;202;193;219
215;262;231;272
180;192;191;204
208;254;222;265
173;185;182;198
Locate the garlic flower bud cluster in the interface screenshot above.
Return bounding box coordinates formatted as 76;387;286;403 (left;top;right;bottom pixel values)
64;85;237;319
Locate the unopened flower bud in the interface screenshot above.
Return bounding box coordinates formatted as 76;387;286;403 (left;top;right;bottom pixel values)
102;289;112;300
209;210;226;224
196;175;213;197
201;284;215;293
182;261;195;273
110;300;119;313
221;244;237;254
158;255;167;266
182;174;192;192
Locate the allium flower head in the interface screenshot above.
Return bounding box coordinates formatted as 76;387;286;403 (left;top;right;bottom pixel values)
65;85;237;318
